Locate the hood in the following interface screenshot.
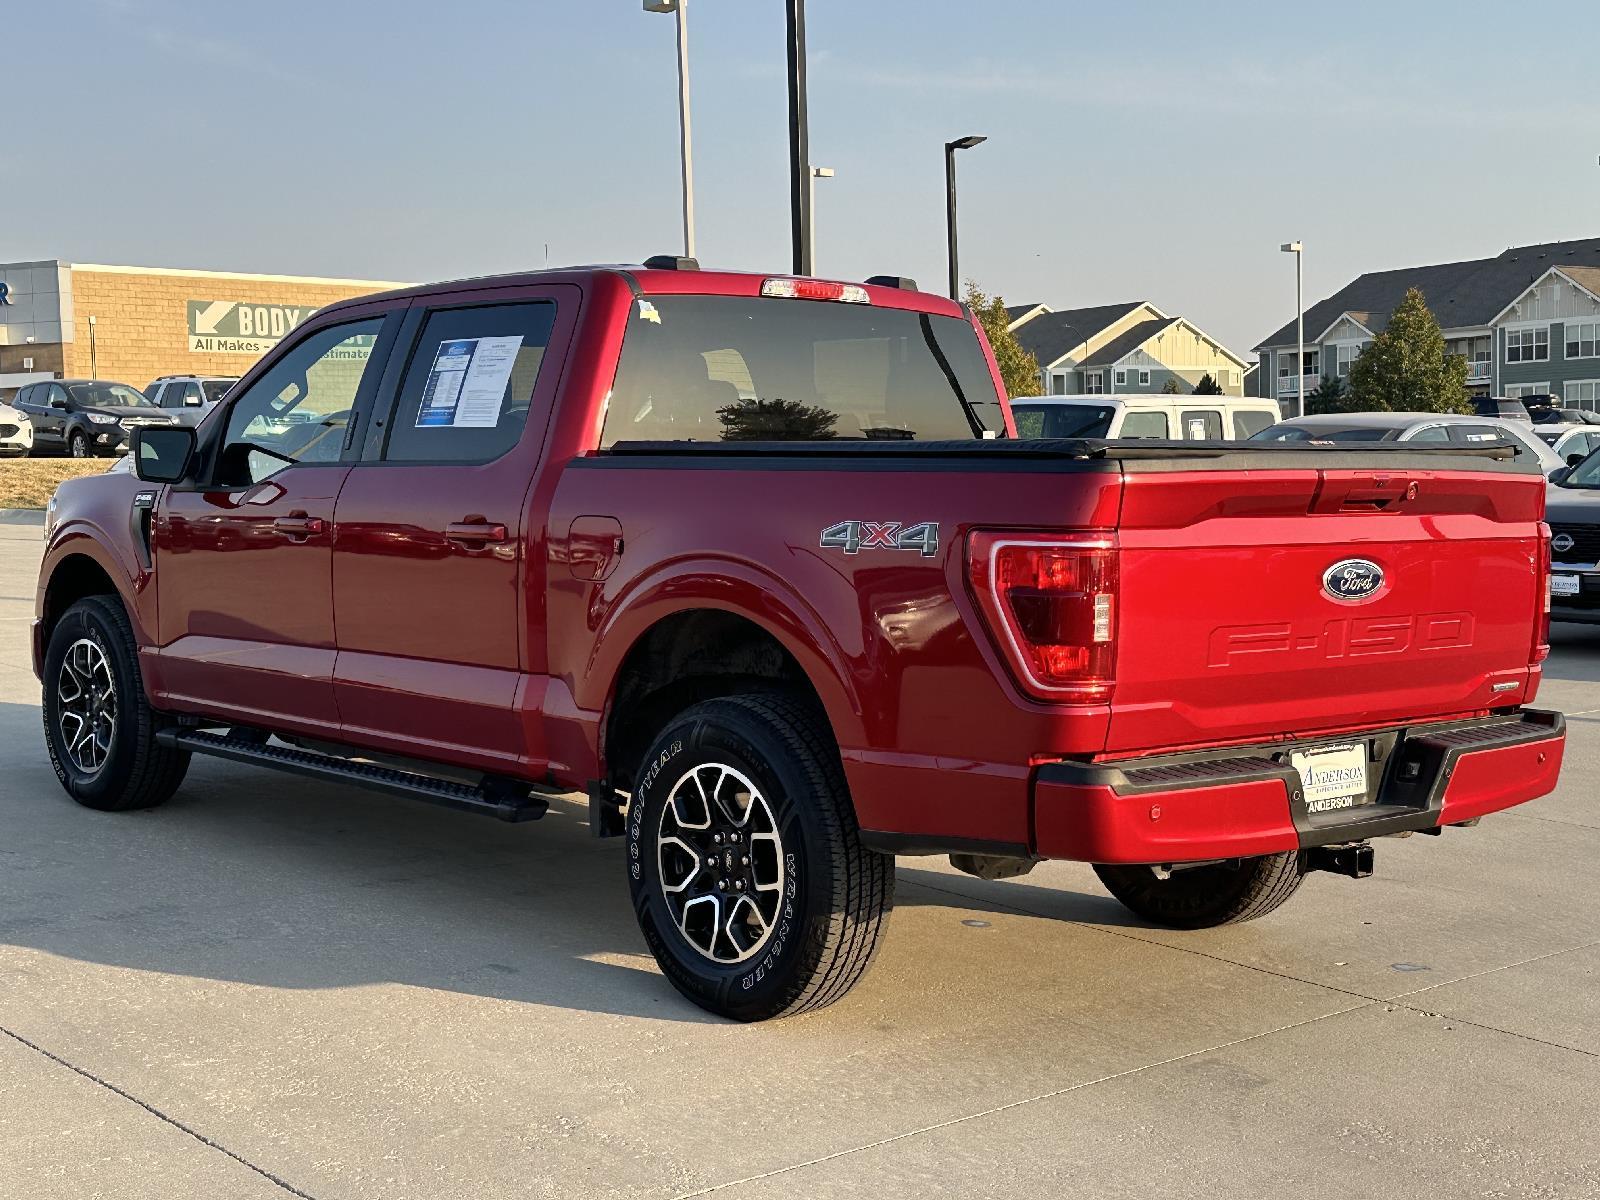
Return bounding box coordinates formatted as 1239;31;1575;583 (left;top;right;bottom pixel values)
1545;487;1600;524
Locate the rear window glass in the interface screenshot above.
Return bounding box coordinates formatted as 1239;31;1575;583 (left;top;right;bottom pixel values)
601;296;997;445
1231;410;1275;440
1120;410;1168;439
1010;403;1115;439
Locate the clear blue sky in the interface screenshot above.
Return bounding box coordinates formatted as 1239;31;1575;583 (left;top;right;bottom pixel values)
10;0;1600;353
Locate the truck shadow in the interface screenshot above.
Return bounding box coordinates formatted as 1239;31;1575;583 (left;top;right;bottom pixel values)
0;702;1130;1022
1548;623;1600;686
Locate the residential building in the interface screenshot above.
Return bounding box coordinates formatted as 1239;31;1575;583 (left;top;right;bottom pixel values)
1006;301;1251;397
1253;237;1600;413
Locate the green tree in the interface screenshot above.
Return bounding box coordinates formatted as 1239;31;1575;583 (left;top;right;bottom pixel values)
1345;288;1471;413
965;282;1042;399
1192;373;1224;395
716;396;838;441
1305;373;1360;414
1160;377;1182;394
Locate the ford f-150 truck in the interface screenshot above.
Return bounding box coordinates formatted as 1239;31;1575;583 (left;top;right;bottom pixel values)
33;261;1565;1021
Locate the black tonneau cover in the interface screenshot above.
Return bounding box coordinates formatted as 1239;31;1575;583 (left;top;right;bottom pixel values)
601;438;1533;474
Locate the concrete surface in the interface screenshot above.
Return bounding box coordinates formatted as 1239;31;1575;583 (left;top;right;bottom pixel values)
1;520;1596;1199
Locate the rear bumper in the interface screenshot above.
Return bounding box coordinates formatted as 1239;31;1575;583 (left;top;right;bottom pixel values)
1033;710;1565;865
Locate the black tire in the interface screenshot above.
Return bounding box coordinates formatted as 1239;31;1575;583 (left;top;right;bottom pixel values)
67;429;91;458
1094;853;1306;930
626;692;894;1021
41;595;189;812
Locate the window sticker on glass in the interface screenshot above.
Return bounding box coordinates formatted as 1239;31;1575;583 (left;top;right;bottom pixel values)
415;335;524;428
1188;417;1208;439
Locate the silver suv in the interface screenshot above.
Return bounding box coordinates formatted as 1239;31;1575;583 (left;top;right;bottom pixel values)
145;375;238;424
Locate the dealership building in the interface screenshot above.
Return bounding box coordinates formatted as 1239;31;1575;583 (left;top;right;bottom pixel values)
0;260;409;396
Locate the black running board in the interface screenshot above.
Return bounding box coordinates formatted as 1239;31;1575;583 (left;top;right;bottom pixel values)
157;729;550;822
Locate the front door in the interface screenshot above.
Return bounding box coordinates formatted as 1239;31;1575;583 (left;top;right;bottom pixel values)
151;312;395;732
331;287;575;776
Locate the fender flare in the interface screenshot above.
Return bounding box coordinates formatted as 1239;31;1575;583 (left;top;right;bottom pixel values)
38;520;152;645
582;556;869;762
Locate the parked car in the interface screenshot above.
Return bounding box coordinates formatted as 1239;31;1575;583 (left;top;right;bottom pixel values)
1252;412;1567;478
11;379;179;457
1532;422;1600;467
145;375;238;425
1470;395;1533;422
1009;395;1281;441
0;398;34;457
33;262;1564;1020
1546;450;1600;624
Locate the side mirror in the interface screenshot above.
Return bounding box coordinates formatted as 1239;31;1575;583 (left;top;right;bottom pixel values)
1549;467;1571;485
132;425;197;484
1567;452;1586;467
49;397;68;410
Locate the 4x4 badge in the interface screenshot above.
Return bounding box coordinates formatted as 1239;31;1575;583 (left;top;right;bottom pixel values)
820;520;939;558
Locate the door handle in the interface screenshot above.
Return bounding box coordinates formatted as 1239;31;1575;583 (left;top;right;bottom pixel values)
446;520;509;546
272;514;325;539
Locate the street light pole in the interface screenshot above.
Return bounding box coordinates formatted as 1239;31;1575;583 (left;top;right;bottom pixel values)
645;0;695;260
1281;241;1304;417
808;166;833;271
785;0;812;275
945;136;987;300
88;315;98;381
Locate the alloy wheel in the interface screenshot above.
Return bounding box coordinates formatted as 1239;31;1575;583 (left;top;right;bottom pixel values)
56;637;117;775
655;763;786;963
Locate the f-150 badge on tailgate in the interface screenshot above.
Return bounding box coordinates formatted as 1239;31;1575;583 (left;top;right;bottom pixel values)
1322;558;1385;603
820;520;939;558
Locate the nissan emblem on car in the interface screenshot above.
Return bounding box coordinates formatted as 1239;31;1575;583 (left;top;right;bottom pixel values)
1322;558;1385;603
1552;533;1575;556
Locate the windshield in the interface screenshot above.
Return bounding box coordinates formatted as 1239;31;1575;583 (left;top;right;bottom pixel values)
1563;452;1600;487
66;382;153;408
602;296;1000;444
1011;402;1116;439
201;379;236;402
1251;423;1398;443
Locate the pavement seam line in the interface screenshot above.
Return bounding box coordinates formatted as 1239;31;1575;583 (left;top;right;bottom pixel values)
0;1023;320;1200
1386;938;1600;1002
670;1001;1374;1200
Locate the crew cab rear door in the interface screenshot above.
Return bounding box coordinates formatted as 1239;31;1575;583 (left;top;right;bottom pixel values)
330;283;580;777
1104;456;1546;754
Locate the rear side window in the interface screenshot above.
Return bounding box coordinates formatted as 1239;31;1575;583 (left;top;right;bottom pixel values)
1120;410;1169;439
1451;423;1536;461
1180;410;1223;440
602;296;996;445
1231;410;1274;440
384;303;556;464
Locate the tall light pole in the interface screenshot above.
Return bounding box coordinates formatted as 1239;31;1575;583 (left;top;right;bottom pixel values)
808;166;833;271
1280;241;1304;417
88;315;98;380
645;0;695;260
785;0;812;275
945;135;987;299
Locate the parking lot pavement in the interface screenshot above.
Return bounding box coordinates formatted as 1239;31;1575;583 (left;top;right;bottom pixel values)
2;519;1597;1200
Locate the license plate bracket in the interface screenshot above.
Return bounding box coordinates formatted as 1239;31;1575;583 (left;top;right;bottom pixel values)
1552;573;1581;598
1291;743;1369;815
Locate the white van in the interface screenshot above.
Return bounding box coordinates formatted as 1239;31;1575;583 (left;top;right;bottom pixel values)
1009;395;1282;442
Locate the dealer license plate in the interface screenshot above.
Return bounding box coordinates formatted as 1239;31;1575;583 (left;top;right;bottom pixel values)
1552;574;1581;598
1291;743;1368;814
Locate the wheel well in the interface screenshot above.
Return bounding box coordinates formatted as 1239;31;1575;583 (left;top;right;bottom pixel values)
604;610;828;789
42;555;120;641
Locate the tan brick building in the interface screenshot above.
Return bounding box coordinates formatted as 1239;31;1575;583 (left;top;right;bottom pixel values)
0;260;409;397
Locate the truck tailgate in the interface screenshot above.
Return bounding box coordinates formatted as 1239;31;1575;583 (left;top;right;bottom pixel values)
1107;465;1546;754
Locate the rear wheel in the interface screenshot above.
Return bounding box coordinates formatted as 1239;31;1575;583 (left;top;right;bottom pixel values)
626;693;894;1021
42;596;189;811
1094;853;1306;929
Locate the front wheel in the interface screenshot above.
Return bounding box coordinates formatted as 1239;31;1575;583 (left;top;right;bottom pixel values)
626;693;894;1021
1094;853;1307;929
67;430;91;458
42;596;190;811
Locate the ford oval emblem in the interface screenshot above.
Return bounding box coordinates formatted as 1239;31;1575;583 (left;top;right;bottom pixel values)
1552;532;1575;556
1323;558;1385;603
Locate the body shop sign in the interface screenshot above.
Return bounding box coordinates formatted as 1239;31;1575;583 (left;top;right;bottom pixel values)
187;300;317;353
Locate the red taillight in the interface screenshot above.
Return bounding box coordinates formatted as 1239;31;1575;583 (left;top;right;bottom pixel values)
968;531;1118;701
1534;521;1551;664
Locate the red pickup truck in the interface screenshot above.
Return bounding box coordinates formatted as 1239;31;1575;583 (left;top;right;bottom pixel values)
33;262;1565;1021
